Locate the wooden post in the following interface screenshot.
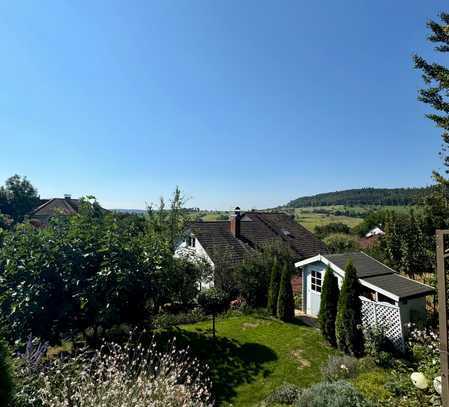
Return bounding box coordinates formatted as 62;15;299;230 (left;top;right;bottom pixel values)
436;230;449;405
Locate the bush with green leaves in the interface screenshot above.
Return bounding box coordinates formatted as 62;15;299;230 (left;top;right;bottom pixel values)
265;383;302;405
364;325;395;367
197;288;228;338
320;355;358;382
0;193;204;344
295;380;370;407
153;308;206;329
276;263;295;322
335;260;364;357
323;233;360;254
0;337;14;406
318;266;339;346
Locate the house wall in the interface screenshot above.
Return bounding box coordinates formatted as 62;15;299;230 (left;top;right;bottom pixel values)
399;297;427;327
174;235;215;289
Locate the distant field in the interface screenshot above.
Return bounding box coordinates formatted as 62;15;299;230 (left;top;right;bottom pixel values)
293;205;417;232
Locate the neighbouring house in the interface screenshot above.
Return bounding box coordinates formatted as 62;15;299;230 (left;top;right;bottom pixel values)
365;226;385;238
30;194;81;226
296;251;435;349
175;207;328;292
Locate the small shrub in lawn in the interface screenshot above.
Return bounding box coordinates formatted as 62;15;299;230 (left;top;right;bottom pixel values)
320;355;358;382
265;383;302;405
295;380;370;407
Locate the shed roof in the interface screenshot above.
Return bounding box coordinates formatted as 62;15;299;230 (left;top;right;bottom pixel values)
322;252;434;300
361;273;435;300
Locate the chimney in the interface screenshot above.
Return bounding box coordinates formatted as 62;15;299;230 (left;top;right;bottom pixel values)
64;194;71;200
230;206;241;238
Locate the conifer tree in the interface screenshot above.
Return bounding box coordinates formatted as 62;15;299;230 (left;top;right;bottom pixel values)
267;257;281;316
276;263;295;322
318;265;339;347
335;260;364;357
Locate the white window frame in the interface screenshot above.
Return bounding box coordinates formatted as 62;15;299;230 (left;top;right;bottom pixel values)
311;270;322;293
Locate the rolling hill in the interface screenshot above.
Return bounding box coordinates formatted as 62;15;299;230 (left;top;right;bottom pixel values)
286;187;434;208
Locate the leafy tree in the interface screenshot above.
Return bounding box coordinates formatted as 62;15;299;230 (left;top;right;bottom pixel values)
0;193;203;344
0;175;40;223
314;223;351;239
335;261;364;357
383;211;403;268
318;266;339;346
323;233;360;254
0;337;14;406
267;257;281;316
398;210;428;278
276;263;295;322
197;288;228;339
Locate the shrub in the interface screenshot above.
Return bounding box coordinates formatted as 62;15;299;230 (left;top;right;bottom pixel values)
318;266;339;346
19;338;213;407
153;309;206;329
276;263;295;322
320;355;358;382
0;337;14;406
265;383;302;405
323;233;360;254
364;325;395;367
353;370;392;403
295;380;370;407
267;257;282;316
335;261;364;357
197;288;228;338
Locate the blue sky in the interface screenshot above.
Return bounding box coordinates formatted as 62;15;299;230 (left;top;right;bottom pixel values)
0;1;446;210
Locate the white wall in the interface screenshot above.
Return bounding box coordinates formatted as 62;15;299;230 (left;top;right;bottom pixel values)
174;235;215;289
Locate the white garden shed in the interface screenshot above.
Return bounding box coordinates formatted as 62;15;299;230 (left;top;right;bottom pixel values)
295;252;435;349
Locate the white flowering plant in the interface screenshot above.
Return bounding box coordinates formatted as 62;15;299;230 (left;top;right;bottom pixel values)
17;336;213;407
384;326;441;406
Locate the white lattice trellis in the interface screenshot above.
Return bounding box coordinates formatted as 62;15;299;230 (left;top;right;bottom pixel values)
360;297;404;351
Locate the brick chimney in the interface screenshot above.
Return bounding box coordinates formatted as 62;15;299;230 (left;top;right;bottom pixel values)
230;206;241;238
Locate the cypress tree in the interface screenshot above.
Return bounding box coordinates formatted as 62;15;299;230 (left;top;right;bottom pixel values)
335;260;364;357
267;257;281;316
0;337;14;407
318;265;339;347
276;263;295;322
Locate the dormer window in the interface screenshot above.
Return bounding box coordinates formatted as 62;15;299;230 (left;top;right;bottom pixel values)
187;236;196;247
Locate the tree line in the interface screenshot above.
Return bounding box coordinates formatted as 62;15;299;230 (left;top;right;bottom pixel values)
287;187;433;208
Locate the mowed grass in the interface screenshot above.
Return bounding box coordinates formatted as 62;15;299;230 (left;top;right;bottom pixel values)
172;314;335;406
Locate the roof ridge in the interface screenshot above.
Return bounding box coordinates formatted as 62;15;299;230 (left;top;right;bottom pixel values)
30;198;56;215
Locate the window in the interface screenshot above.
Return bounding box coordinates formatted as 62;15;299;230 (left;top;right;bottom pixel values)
187;236;196;248
311;270;322;293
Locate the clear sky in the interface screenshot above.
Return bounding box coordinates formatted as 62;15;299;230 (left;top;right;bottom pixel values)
0;1;447;210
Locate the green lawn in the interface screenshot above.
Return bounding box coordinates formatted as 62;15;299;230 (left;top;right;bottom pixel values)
167;314;335;406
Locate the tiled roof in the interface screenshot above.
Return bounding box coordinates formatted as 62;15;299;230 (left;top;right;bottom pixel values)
30;198;81;225
190;221;251;267
323;252;434;299
190;211;327;268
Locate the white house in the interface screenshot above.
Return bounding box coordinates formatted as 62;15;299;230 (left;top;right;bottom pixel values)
365;226;385;238
295;252;434;349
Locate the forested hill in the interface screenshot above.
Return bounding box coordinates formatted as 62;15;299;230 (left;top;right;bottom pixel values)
286;187;434;207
